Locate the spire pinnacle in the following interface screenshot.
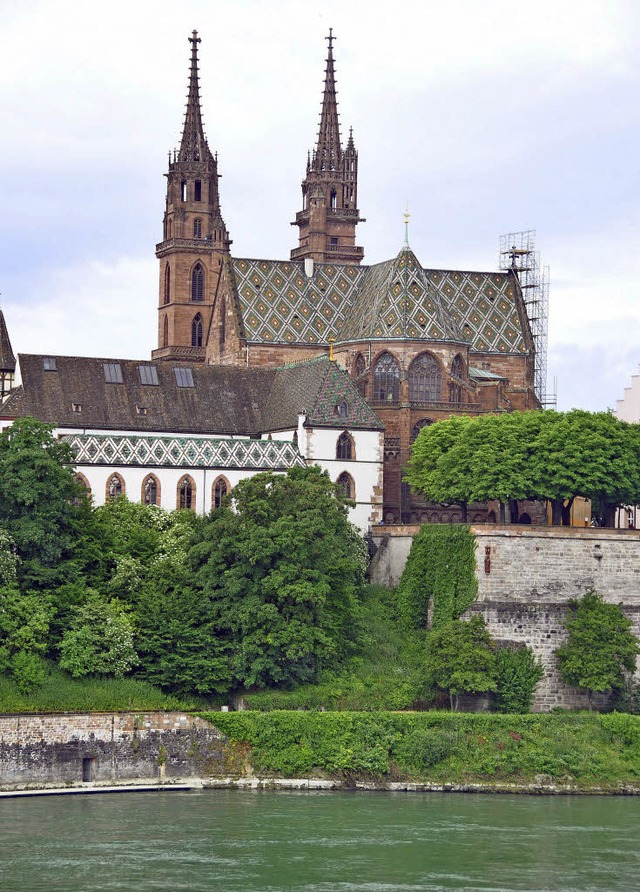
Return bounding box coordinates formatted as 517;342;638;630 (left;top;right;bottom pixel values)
403;206;411;249
312;28;341;172
177;30;213;163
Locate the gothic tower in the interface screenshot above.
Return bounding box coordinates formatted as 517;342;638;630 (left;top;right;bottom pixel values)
153;31;231;362
291;31;365;265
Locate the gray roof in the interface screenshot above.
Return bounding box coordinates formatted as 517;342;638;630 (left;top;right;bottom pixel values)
2;354;382;434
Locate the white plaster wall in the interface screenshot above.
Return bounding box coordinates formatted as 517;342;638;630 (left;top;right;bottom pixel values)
303;427;384;532
78;465;256;513
615;367;640;422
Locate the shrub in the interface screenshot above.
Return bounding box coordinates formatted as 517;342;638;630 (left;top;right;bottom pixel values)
494;645;543;713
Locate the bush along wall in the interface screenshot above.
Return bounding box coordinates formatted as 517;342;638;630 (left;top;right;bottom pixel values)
207;711;640;788
397;524;478;630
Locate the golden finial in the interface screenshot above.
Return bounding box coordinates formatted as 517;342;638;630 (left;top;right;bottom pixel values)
403;205;411;249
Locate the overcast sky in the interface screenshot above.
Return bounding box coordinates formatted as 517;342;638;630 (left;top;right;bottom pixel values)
2;0;639;411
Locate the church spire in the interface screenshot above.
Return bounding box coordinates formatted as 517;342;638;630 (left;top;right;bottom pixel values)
312;29;341;173
153;32;231;363
291;31;365;266
178;30;213;163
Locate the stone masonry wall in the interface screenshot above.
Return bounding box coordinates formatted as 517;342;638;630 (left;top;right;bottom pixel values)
370;524;640;711
468;526;640;710
0;712;228;789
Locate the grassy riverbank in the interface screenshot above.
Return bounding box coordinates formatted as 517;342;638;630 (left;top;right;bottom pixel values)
0;670;197;713
207;711;640;788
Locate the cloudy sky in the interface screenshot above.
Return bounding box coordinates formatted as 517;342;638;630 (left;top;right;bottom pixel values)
1;0;639;411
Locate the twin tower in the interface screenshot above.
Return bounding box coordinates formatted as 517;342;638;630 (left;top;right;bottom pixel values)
154;30;363;361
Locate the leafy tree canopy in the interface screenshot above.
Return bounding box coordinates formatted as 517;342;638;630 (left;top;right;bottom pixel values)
425;614;497;711
556;589;639;704
406;410;640;525
192;466;367;690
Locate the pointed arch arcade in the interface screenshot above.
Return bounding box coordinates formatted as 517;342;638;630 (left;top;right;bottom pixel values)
142;474;161;506
212;475;229;509
106;473;125;501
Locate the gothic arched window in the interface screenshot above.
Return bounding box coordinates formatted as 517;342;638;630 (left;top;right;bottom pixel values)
449;355;464;404
192;313;203;348
373;352;400;401
409;353;442;402
354;353;366;378
194;179;202;201
180;180;187;202
337;472;355;500
74;473;91;504
164;265;170;305
213;476;228;509
163;315;169;347
193;218;202;239
178;475;195;511
411;418;433;443
336;431;354;461
142;474;160;506
106;473;125;501
191;263;204;302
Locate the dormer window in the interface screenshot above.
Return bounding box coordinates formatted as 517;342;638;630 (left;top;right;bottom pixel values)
43;357;57;371
136;405;148;416
103;363;123;384
72;403;82;414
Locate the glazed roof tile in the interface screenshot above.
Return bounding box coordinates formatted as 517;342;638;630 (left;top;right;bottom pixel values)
230;254;531;355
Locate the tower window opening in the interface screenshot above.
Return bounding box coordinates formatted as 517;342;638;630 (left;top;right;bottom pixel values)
193;218;202;239
194;180;202;201
330;190;337;209
163;316;169;348
164;265;170;304
192;313;203;348
191;263;204;302
181;180;187;202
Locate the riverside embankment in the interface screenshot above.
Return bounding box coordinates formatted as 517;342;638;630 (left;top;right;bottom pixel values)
2;710;640;794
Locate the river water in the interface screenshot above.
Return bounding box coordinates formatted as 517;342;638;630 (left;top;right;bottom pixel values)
0;789;638;891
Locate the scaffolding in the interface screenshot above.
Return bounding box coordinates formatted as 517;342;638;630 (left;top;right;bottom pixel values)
499;230;555;408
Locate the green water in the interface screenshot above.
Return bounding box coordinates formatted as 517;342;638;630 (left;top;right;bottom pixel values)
0;789;638;891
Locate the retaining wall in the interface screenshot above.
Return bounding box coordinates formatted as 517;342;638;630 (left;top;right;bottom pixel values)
370;524;640;710
0;712;227;789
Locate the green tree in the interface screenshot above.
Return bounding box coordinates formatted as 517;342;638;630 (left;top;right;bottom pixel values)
425;614;497;711
0;418;81;587
494;645;543;713
135;511;232;696
193;466;367;690
556;589;639;707
406;410;640;526
0;586;53;690
59;593;138;678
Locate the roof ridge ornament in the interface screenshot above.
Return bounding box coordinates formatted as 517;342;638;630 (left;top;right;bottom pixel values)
403;205;411;250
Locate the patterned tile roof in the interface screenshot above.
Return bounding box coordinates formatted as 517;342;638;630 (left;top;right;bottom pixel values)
232;258;365;344
264;356;383;431
64;434;305;470
340;248;464;342
230;255;530;356
427;268;528;355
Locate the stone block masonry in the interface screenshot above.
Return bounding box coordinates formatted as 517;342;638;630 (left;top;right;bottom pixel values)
370;523;640;711
0;712;228;789
468;526;640;711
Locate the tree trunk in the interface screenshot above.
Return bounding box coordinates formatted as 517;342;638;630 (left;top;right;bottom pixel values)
551;499;563;526
499;502;506;524
509;499;519;524
460;502;468;523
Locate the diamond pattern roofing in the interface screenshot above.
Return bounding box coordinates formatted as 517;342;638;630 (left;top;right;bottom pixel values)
230;251;530;355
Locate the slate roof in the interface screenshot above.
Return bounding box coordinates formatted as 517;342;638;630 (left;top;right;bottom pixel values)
2;354;382;435
229;251;531;356
0;309;16;372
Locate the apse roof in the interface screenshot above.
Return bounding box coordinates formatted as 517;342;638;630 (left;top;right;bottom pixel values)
230;254;531;356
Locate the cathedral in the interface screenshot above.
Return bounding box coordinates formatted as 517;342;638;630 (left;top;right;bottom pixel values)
151;31;538;524
0;30;538;528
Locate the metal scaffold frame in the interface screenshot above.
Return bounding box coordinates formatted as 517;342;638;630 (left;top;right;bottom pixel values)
499;230;555;408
